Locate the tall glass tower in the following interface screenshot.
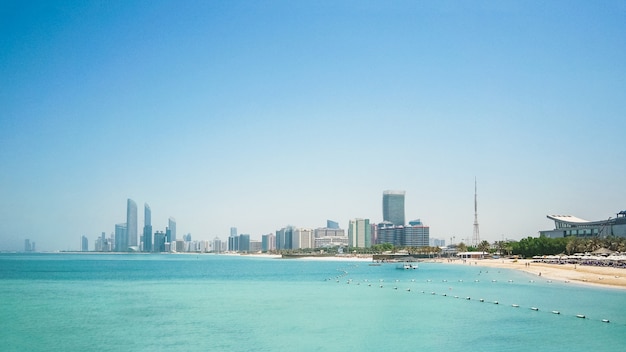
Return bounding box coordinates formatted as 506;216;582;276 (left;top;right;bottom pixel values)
143;203;152;252
127;199;138;247
382;190;405;226
168;217;177;242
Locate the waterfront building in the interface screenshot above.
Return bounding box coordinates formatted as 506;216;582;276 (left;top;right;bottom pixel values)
168;217;177;243
143;203;152;252
24;239;35;252
348;218;371;248
293;228;314;249
314;236;349;248
314;227;345;238
404;220;430;247
213;237;223;253
175;239;185;252
383;190;405;226
228;234;239;252
377;220;430;247
114;223;127;252
276;226;295;250
249;240;262;253
81;235;88;252
239;234;251;252
153;231;166;252
127;199;138;248
262;233;276;252
540;211;626;238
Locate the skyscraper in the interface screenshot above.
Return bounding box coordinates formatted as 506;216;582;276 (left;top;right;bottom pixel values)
81;235;89;251
127;199;138;247
143;203;152;252
115;223;127;252
168;217;177;243
383;190;405;226
348;218;371;248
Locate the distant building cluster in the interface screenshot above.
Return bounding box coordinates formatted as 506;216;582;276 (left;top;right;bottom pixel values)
70;190;433;253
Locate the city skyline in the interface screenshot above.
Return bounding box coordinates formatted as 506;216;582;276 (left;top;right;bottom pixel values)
1;2;625;251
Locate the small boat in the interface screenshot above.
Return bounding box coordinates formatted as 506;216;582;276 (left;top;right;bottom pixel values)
531;307;539;311
602;319;610;323
396;263;418;270
576;314;585;319
552;311;560;315
512;304;519;308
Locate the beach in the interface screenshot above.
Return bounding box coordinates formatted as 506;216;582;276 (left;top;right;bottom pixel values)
438;258;626;290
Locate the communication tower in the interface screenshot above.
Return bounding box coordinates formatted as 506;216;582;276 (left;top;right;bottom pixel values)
472;177;480;247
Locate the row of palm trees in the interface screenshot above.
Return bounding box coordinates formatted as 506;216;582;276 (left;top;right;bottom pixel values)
269;236;626;258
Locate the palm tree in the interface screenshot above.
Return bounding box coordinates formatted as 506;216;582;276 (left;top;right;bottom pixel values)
457;242;467;253
477;240;491;254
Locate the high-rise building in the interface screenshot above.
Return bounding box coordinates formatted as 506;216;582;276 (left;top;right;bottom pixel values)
239;234;250;252
213;237;223;253
127;199;138;248
293;228;314;249
327;220;339;229
377;220;430;247
153;231;166;252
115;223;127;252
24;239;34;252
383;190;405;226
168;217;177;242
276;226;295;250
404;219;430;247
143;203;152;252
348;218;371;248
262;233;276;252
81;235;89;252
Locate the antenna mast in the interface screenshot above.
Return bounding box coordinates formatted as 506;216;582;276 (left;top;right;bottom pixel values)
472;177;480;247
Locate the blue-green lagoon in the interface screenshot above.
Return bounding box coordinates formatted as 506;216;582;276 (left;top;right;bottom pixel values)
1;253;625;351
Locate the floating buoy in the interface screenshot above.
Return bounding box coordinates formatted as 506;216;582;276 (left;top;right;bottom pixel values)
431;292;436;295
466;297;471;300
479;299;484;302
406;288;411;292
454;295;459;298
442;293;447;296
493;301;499;304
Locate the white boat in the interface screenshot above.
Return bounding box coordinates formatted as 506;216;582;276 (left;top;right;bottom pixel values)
396;263;418;270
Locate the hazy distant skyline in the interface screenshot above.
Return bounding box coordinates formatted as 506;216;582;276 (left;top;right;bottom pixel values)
1;1;625;251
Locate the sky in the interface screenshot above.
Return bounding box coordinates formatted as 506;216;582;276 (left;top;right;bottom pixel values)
1;1;625;251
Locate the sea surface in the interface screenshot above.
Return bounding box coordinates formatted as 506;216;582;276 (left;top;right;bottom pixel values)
1;253;625;351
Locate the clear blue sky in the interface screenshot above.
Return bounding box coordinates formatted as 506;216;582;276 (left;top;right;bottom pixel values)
1;1;625;251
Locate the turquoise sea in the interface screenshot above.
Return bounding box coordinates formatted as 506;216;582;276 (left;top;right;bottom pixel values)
1;253;625;351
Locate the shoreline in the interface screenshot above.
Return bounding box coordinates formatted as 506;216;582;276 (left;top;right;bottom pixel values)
436;258;626;290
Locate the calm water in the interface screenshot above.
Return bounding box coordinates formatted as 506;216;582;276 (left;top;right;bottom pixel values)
1;253;625;351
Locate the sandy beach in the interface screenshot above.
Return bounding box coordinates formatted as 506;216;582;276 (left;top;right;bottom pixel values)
437;258;626;290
